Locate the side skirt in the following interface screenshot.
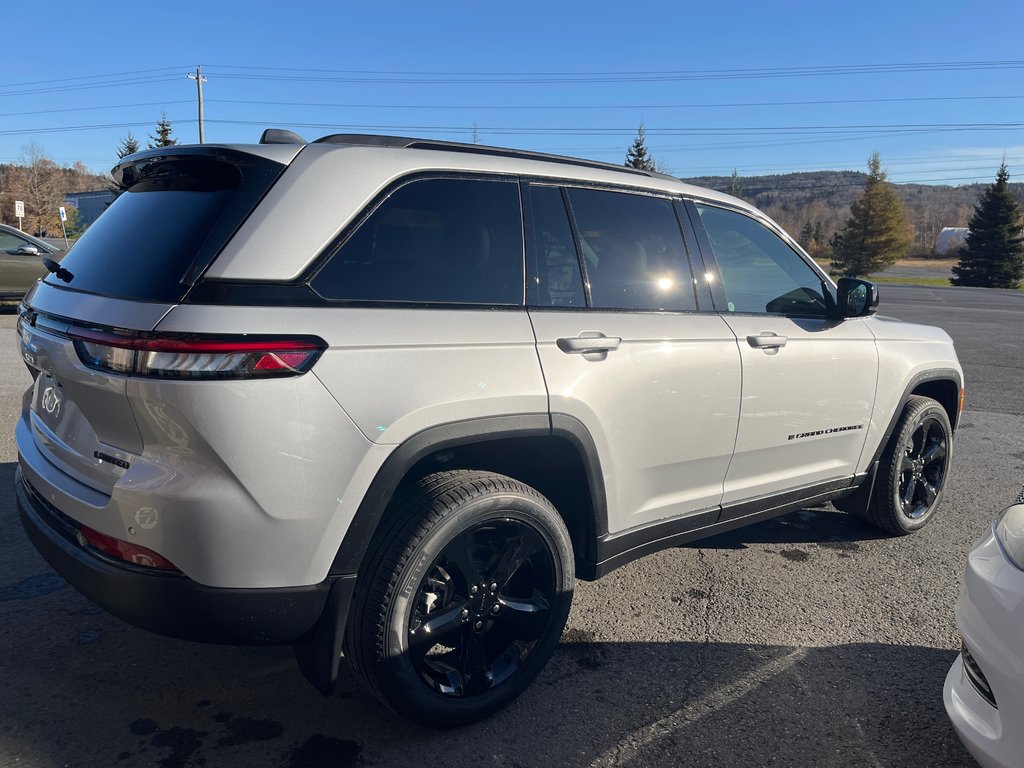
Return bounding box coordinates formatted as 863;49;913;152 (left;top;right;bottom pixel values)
582;477;860;580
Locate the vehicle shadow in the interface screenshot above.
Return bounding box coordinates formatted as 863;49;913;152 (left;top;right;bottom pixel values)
690;503;889;550
1;462;971;767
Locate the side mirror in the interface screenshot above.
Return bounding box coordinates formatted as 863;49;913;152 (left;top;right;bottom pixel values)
16;244;40;256
836;277;879;318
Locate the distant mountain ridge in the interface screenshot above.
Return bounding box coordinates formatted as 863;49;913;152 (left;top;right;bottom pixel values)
681;170;1024;255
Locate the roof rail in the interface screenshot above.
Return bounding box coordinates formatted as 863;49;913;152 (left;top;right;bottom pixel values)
311;133;679;181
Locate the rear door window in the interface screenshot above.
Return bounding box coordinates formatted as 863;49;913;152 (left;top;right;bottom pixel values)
47;152;284;303
312;177;524;305
566;188;696;311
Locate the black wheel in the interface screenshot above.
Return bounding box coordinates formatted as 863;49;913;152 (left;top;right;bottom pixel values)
867;395;952;535
344;470;574;727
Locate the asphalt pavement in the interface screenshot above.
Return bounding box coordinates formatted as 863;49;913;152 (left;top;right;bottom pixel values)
1;284;1022;768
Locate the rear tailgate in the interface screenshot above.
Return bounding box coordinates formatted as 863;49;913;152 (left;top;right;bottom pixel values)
18;290;172;494
17;145;297;497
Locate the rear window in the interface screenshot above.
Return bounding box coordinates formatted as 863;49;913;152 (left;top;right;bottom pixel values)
47;153;283;303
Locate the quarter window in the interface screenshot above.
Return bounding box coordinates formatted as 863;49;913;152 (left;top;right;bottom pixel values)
529;185;586;307
567;188;695;311
313;177;524;304
695;204;831;316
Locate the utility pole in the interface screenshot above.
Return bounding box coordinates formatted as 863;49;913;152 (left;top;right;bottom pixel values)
187;66;207;143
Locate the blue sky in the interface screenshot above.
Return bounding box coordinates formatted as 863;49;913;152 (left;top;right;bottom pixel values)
4;0;1023;184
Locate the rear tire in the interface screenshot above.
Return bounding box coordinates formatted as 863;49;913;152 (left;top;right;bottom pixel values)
344;470;574;727
866;395;952;536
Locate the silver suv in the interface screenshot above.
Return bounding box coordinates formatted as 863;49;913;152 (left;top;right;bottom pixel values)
15;133;963;726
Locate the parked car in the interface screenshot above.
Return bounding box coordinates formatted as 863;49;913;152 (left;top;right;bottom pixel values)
0;223;63;300
944;486;1024;768
15;132;964;726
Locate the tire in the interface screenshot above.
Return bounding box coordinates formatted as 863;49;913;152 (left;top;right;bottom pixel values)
344;470;574;727
866;395;953;536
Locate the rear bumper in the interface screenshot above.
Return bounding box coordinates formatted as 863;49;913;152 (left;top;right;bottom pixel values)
16;467;348;645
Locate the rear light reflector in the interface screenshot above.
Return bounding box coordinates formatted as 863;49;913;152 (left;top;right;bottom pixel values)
70;329;326;379
77;524;180;571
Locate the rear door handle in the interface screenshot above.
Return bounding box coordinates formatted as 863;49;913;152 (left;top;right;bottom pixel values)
746;332;788;349
557;333;622;355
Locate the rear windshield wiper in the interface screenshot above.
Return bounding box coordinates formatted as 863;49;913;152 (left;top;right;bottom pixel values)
42;257;74;283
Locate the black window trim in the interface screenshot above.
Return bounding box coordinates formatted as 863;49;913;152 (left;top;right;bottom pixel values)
685;197;840;319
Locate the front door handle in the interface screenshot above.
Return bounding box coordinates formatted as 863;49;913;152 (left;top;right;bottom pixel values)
557;333;622;355
747;332;789;350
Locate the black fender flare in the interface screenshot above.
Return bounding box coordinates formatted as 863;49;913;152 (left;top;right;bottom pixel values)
327;413;607;576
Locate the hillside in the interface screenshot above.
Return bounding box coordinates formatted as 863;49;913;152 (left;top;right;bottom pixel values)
682;170;1024;256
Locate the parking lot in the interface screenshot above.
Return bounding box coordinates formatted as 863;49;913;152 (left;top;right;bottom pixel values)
1;283;1022;768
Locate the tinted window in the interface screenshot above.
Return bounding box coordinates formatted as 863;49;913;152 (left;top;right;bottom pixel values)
567;188;695;311
529;185;585;307
0;232;31;254
313;178;523;305
696;204;831;316
46;153;282;303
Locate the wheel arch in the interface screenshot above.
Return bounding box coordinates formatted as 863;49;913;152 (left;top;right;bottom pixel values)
867;368;962;468
328;414;608;579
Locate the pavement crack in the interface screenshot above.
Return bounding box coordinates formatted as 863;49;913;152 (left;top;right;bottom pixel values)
680;548;716;705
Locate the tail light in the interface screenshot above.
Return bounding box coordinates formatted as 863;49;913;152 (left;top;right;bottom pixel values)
70;329;326;380
77;524;179;571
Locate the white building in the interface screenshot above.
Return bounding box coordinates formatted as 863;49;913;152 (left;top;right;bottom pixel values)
934;227;969;256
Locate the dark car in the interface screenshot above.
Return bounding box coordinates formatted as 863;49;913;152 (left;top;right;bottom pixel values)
0;223;64;300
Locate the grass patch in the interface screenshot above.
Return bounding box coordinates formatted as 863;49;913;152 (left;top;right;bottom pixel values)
867;275;1024;290
867;276;953;287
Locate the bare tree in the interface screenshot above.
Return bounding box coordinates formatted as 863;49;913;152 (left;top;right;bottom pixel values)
8;143;64;235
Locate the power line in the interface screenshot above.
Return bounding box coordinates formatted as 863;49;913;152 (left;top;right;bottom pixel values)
204;93;1024;111
200;59;1024;84
0;75;183;98
2;94;1021;119
0;66;189;89
0;100;193;119
195;118;1024;136
0;119;194;137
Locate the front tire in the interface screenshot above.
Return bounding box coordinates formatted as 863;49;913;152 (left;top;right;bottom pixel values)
867;395;952;535
345;470;574;727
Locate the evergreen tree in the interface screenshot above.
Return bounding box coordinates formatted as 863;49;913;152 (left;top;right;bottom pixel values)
624;123;656;171
950;163;1024;288
149;112;178;148
830;153;912;277
729;168;743;199
813;222;825;248
116;131;140;159
799;221;814;247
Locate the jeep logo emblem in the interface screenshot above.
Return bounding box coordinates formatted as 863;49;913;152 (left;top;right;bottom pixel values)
41;386;61;417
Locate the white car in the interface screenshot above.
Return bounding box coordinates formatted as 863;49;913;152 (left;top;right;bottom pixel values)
945;487;1024;768
15;132;964;726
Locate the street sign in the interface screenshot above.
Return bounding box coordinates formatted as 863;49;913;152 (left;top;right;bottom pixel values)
14;200;24;218
58;206;67;222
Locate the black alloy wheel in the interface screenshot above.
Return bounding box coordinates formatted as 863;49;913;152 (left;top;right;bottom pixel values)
345;470;574;727
896;415;948;520
408;519;556;697
869;395;953;535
